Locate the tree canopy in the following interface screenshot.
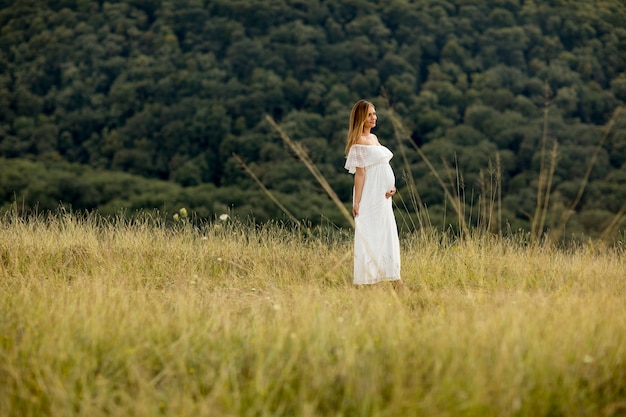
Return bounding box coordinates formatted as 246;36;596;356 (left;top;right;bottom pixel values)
1;0;626;239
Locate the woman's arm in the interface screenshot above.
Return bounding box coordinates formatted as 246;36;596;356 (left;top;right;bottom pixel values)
353;167;365;217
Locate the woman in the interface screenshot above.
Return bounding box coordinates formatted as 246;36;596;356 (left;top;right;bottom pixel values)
344;99;402;286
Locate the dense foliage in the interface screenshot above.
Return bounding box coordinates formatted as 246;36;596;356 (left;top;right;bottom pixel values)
1;0;625;237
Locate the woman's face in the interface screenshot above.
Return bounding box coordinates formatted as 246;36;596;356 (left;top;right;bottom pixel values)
364;105;377;130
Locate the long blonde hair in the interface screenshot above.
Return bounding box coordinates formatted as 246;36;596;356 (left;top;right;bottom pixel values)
345;99;373;156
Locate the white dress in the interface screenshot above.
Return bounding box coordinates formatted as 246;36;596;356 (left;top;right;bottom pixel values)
345;145;401;285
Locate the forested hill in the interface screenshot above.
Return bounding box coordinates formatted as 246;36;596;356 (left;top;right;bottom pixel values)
1;0;626;238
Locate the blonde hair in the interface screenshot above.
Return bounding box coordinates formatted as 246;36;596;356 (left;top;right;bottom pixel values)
345;99;373;156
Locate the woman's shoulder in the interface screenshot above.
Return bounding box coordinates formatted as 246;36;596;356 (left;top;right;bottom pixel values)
355;133;380;146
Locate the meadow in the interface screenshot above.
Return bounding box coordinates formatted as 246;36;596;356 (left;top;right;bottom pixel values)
1;210;625;417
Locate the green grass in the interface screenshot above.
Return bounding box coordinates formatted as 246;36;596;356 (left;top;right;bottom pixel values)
1;212;625;416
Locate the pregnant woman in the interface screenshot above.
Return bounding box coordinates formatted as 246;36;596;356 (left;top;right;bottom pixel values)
344;99;402;286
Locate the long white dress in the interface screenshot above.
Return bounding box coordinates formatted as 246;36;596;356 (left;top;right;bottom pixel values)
345;144;401;285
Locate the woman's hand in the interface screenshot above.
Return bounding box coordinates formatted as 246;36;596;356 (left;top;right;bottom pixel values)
353;202;360;217
385;187;396;199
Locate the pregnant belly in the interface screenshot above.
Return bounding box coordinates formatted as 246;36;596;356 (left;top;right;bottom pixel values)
379;166;395;190
366;165;395;193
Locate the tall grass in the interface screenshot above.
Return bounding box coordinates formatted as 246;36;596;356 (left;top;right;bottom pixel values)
1;210;625;417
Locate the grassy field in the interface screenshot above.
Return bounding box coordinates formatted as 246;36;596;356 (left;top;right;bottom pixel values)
1;211;625;417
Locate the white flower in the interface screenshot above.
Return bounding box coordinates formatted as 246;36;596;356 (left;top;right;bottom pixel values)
219;213;229;221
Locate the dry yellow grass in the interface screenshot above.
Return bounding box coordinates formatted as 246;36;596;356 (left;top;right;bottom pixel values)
1;211;625;417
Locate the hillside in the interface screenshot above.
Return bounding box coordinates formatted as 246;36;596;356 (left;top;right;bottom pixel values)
1;0;625;238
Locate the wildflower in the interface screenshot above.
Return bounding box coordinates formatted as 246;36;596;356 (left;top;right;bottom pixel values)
219;213;229;221
173;213;179;221
201;236;208;241
273;303;281;311
179;208;188;218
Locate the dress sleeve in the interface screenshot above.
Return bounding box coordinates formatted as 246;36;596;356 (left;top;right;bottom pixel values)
344;146;367;174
